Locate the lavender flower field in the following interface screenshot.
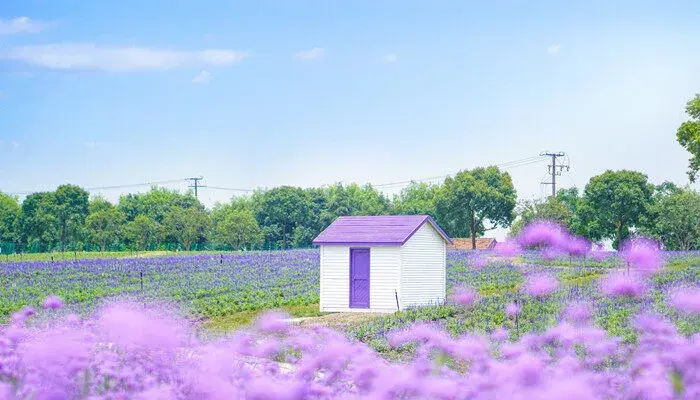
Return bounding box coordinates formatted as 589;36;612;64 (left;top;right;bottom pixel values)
0;250;320;319
1;223;699;398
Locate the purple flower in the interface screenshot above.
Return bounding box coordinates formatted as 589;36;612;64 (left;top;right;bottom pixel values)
564;302;592;324
494;240;521;257
620;237;663;275
564;236;591;257
505;302;521;317
256;312;290;333
600;272;646;298
450;286;478;307
524;274;559;298
518;220;568;249
42;295;63;310
669;287;700;315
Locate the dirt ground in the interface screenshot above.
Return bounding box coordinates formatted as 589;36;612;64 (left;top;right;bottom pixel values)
289;312;387;330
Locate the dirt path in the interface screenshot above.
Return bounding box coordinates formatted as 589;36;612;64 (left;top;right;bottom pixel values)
287;312;387;330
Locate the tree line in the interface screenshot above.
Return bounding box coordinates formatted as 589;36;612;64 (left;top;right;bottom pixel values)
1;92;698;254
1;167;699;253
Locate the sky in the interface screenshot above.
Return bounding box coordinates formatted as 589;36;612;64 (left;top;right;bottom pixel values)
1;1;700;239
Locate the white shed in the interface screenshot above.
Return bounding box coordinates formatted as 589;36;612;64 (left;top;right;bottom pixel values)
312;215;452;313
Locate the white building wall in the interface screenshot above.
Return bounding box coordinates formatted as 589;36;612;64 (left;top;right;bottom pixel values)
319;245;400;313
399;223;447;309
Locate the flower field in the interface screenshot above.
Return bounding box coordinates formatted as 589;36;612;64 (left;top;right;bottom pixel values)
0;250;320;320
1;223;699;398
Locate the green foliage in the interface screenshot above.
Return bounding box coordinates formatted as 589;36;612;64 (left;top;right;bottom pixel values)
320;183;390;225
575;170;654;248
85;200;125;252
162;206;211;251
391;182;439;216
54;184;90;252
0;192;20;245
509;196;572;237
252;186;313;249
123;215;163;250
676;94;700;182
642;188;700;250
18;192;59;252
118;186;201;223
212;207;263;250
434;166;516;248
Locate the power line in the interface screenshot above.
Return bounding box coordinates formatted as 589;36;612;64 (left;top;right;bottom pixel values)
205;186;254;192
374;155;546;188
7;154;553;197
9;179;188;196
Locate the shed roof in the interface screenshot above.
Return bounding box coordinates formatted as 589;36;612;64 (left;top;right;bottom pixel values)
312;215;452;246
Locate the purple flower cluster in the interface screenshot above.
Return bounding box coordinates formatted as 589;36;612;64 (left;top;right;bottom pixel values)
600;272;647;298
517;221;593;258
2;295;698;399
620;237;664;275
523;273;560;298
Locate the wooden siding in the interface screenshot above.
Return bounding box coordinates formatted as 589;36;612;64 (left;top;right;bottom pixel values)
320;245;400;313
399;223;446;309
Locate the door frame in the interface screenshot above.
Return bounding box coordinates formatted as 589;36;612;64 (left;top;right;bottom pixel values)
349;247;370;309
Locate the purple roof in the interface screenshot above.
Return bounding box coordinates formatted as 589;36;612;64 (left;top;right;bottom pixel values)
312;215;452;246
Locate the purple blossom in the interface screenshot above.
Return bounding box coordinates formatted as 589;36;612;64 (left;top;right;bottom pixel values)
620;237;663;275
564;302;592;324
524;274;559;298
494;240;521;257
600;272;646;298
450;286;479;307
41;295;63;310
518;221;569;249
506;302;521;317
669;287;700;314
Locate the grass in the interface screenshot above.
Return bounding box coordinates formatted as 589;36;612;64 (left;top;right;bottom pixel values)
204;303;323;331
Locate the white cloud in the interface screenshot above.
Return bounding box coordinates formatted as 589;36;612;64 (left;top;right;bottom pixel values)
192;69;212;84
296;47;324;60
0;44;248;71
385;53;398;63
0;17;46;35
547;44;560;54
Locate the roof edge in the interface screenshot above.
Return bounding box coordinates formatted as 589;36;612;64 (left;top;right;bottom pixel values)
400;215;453;245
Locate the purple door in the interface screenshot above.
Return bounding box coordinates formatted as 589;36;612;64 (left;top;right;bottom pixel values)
350;248;370;308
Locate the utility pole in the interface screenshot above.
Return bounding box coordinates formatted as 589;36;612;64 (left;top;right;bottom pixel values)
540;152;569;197
186;176;204;199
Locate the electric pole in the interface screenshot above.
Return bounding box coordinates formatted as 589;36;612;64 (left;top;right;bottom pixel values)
540;152;569;197
186;176;205;199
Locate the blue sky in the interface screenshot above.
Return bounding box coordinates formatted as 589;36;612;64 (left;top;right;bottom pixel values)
2;1;700;225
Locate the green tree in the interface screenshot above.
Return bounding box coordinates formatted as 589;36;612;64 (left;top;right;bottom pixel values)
555;187;580;215
434;166;516;249
509;196;572;237
322;183;390;217
54;184;90;252
392;182;439;216
213;208;263;250
641;188;700;250
576;170;654;249
162;206;211;251
118;187;201;223
85;199;125;251
0;192;21;248
676;94;700;182
123;215;163;251
18;192;58;252
252;186;313;249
